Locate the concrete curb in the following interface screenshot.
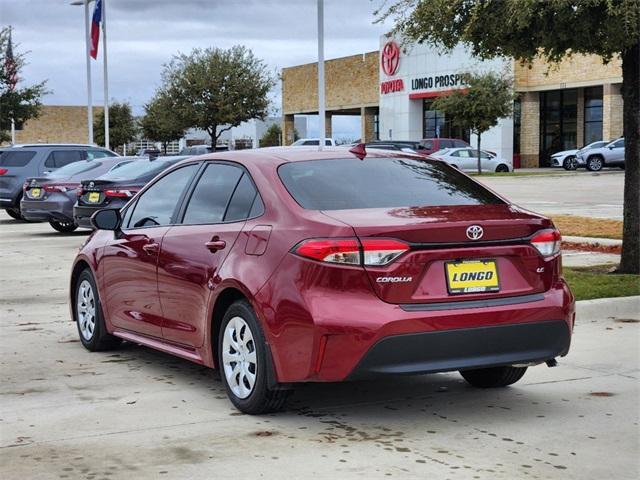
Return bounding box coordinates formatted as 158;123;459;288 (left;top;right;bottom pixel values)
575;295;640;320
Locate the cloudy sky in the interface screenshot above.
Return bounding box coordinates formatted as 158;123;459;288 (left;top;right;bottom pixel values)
2;0;391;138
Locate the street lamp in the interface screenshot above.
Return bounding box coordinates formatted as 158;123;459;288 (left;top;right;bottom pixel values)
70;0;109;149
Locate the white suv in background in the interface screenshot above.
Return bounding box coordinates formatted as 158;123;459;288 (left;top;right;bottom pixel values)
575;138;625;171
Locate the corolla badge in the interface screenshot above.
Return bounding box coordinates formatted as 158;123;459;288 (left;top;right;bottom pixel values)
466;225;484;240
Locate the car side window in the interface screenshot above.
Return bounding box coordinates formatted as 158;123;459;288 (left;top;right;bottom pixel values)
450;151;460;157
225;173;261;222
127;164;198;229
181;163;243;225
303;140;318;146
86;149;110;160
613;139;624;148
45;150;83;168
458;150;471;158
480;151;491;159
422;140;433;150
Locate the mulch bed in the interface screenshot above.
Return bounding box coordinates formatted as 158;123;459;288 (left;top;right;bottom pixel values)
562;241;622;255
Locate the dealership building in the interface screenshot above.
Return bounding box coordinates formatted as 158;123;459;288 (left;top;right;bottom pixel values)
282;36;623;167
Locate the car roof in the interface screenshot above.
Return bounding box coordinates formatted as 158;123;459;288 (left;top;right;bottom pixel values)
9;143;107;148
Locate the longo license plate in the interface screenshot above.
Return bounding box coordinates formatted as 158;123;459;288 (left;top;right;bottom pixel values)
87;192;100;203
445;260;500;294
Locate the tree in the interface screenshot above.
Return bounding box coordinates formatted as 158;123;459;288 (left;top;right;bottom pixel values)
94;101;137;150
432;71;515;174
161;45;275;147
260;123;282;147
140;91;187;154
0;27;48;143
377;0;640;274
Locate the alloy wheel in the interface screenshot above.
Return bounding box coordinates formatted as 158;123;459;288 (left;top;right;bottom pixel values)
77;279;96;341
222;316;257;399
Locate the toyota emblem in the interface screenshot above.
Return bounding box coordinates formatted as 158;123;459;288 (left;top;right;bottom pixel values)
89;182;94;188
466;225;484;240
381;41;400;76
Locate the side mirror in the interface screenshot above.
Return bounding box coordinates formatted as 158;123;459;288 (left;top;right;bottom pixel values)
91;208;121;231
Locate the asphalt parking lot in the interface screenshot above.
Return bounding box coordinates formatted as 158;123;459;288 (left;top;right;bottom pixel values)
478;170;624;219
1;171;638;479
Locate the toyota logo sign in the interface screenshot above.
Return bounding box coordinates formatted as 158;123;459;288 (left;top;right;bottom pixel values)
466;225;484;240
381;41;400;76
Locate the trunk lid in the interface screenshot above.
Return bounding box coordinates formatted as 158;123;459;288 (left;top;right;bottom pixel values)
322;204;557;304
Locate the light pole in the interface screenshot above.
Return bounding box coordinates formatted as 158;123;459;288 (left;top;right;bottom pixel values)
71;0;109;149
70;0;93;145
317;0;325;151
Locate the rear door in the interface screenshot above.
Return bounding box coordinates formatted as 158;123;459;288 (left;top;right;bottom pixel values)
157;162;260;347
101;164;199;337
607;139;625;164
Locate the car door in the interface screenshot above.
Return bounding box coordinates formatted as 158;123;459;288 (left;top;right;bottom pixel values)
607;139;624;164
456;149;474;170
157;162;261;347
100;163;199;338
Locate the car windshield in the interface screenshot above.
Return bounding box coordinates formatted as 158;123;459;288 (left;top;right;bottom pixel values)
99;158;178;181
46;160;101;178
278;157;503;210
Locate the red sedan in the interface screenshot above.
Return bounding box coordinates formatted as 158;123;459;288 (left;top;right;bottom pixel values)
70;147;574;414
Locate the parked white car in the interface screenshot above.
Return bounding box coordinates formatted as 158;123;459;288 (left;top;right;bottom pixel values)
551;141;608;170
431;148;512;173
290;138;336;147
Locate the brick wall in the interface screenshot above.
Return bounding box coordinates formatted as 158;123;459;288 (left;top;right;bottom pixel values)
10;105;103;145
282;52;379;114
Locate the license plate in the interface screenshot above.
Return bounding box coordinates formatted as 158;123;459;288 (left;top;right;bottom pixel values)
30;188;42;199
445;260;500;294
87;192;100;203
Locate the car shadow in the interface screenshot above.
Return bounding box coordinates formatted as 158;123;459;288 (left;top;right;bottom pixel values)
100;341;571;425
29;230;91;237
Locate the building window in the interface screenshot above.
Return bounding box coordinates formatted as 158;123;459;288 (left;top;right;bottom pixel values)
423;99;470;142
539;89;577;167
584;86;603;145
373;114;380;140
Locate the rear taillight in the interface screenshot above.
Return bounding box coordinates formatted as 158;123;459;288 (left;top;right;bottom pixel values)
531;229;561;257
105;189;133;198
0;168;8;175
293;238;409;266
44;184;67;193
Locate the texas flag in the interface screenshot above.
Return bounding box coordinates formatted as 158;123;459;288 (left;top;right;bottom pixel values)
89;0;102;59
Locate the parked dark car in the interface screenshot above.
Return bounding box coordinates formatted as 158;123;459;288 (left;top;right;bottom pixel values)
0;144;117;220
71;147;574;414
419;138;470;156
20;156;142;232
73;156;188;228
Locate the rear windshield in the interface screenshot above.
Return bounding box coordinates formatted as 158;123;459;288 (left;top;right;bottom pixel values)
99;158;177;181
278;157;503;210
47;160;101;178
0;151;37;167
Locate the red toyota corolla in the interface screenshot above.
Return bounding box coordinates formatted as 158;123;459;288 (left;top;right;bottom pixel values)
69;147;574;414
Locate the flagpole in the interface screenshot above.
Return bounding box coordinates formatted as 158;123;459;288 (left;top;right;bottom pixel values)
102;0;109;150
317;0;325;151
84;0;94;144
11;118;15;144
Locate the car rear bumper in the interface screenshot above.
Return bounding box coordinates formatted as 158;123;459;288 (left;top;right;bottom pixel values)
21;199;74;222
73;205;99;228
348;319;570;379
260;274;575;383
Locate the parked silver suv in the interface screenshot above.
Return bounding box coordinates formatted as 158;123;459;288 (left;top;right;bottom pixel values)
575;138;625;171
0;144;117;220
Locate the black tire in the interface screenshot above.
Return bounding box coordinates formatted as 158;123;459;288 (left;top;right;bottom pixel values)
49;219;78;233
74;269;121;352
586;155;604;172
562;156;577;170
495;164;510;173
217;299;289;414
5;208;23;220
460;366;527;388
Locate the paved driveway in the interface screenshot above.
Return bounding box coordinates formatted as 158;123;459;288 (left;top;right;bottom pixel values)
1;213;638;479
478;171;624;220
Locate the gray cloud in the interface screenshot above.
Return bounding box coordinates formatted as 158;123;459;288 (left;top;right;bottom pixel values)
1;0;388;122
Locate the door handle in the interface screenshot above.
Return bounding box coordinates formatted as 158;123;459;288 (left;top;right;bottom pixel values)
205;239;226;252
142;243;159;255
